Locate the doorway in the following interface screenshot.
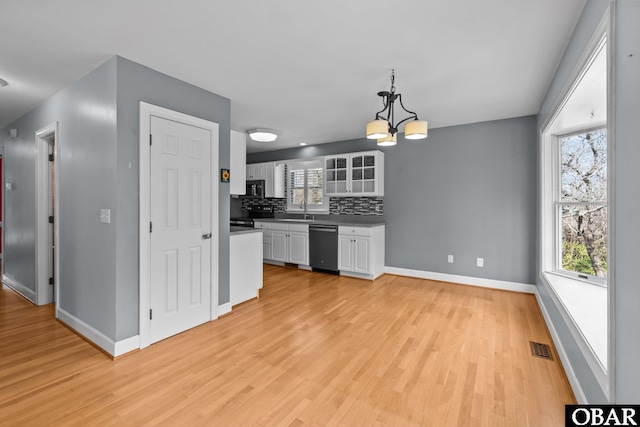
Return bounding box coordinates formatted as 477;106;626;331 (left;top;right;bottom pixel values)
139;103;220;348
35;122;59;306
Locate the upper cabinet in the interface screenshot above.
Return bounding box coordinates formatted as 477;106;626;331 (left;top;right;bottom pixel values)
246;161;285;198
264;162;285;198
246;163;265;180
325;150;384;197
230;130;246;195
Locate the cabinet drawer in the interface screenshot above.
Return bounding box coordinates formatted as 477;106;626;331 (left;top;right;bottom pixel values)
271;223;289;231
287;223;309;232
262;230;272;244
338;226;373;237
254;222;271;230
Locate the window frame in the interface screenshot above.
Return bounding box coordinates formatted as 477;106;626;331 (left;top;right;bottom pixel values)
285;159;329;213
553;127;608;287
538;13;611;397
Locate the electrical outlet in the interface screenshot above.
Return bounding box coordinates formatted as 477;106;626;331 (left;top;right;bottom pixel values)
477;258;484;267
100;209;111;224
448;255;454;263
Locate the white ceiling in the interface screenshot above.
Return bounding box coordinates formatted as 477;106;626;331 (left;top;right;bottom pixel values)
0;0;586;153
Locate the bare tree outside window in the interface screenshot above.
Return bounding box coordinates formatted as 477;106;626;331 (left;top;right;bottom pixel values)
559;129;607;279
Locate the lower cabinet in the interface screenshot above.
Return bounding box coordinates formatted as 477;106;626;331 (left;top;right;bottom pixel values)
338;225;385;280
258;222;309;266
254;221;272;260
338;235;370;274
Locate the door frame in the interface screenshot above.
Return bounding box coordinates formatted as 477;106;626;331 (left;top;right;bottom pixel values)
139;102;219;349
35;122;59;307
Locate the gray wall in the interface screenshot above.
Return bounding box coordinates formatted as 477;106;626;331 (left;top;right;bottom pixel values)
610;0;640;404
114;57;231;341
537;0;640;403
249;115;537;285
1;56;231;344
1;58;119;337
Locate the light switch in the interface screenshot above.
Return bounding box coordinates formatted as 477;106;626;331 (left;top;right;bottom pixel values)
100;209;111;224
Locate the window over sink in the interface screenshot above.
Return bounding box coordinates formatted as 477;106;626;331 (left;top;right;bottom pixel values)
286;159;329;213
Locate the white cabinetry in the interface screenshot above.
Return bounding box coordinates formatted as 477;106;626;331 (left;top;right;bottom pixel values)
325;151;384;197
268;223;309;266
246;163;265;180
230;230;262;306
230;130;246;195
264;162;285;198
338;225;385;280
247;162;285;198
254;221;272;260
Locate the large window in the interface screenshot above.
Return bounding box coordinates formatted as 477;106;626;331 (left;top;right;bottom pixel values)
539;29;608;381
557;129;607;283
287;160;328;213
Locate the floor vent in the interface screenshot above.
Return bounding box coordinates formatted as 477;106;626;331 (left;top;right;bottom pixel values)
530;341;553;360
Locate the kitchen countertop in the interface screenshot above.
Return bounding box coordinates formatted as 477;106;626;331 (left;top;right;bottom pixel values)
230;226;263;235
252;218;386;228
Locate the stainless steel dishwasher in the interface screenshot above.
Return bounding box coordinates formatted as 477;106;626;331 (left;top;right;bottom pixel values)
309;224;339;273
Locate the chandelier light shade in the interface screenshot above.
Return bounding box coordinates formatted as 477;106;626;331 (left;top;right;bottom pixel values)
376;133;397;146
247;128;278;142
366;69;428;142
366;120;389;139
404;120;428;139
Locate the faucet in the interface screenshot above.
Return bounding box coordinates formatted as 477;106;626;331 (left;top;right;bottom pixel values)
301;200;308;219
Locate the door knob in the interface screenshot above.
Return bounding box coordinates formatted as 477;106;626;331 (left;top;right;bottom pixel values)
202;233;212;240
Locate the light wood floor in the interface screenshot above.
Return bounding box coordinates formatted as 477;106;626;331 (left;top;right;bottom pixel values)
0;266;574;426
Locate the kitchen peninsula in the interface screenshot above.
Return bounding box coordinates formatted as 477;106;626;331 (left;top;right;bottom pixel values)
229;227;263;307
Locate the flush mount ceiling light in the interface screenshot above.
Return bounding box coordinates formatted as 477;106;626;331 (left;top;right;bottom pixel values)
366;69;428;144
247;128;278;142
0;78;8;88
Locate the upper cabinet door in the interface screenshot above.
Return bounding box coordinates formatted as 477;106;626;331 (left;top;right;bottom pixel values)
324;155;350;196
324;151;384;197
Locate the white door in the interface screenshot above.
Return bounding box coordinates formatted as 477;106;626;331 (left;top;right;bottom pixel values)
338;236;353;271
288;232;308;265
149;116;212;344
353;237;371;274
271;231;288;262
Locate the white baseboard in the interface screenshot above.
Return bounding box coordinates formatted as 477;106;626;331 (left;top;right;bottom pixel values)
219;302;232;316
57;307;139;357
2;274;36;303
535;289;587;404
114;335;140;357
384;267;536;294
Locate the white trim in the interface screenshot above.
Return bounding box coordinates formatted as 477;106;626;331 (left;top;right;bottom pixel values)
218;302;231;316
139;102;220;349
35;122;60;307
57;308;139;357
2;274;36;302
535;287;587;404
539;273;609;396
384;266;536;294
57;307;114;355
538;5;612;401
114;335;140;357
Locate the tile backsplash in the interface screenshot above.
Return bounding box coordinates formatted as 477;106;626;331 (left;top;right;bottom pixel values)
241;196;383;216
329;197;383;215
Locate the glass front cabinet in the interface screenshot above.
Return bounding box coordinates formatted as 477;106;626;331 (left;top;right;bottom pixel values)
324;150;384;196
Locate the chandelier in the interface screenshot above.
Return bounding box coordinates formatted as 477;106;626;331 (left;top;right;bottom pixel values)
366;69;428;146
